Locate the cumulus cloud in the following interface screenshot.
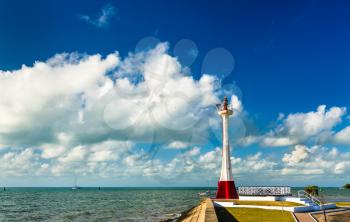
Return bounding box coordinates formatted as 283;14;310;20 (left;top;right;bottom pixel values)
0;148;42;176
0;43;223;148
0;52;119;147
166;141;189;149
241;105;348;147
0;42;247;180
262;137;297;147
284;105;345;138
1;142;348;185
282;145;309;165
235;105;350;182
0;128;277;183
229;94;242;113
79;3;117;28
281;145;350;175
2;41;349;185
59;146;86;163
198;148;277;177
333;126;350;144
267;105;346;146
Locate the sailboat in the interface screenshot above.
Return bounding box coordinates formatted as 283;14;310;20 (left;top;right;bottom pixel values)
72;176;81;190
198;181;211;197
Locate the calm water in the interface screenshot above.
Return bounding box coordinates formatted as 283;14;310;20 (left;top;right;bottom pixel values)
0;187;349;222
0;187;202;222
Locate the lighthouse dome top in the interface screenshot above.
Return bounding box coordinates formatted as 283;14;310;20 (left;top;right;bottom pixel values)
217;96;233;116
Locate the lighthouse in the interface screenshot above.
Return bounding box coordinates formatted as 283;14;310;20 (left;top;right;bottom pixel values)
216;96;239;199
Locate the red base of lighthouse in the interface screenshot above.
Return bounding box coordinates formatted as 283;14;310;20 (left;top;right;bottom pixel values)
216;180;239;199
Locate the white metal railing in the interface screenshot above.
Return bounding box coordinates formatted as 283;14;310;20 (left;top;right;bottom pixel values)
238;186;291;196
297;190;322;206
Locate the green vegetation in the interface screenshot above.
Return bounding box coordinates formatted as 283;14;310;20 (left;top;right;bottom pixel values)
343;183;350;189
226;208;295;222
233;200;303;207
336;202;350;207
305;185;319;196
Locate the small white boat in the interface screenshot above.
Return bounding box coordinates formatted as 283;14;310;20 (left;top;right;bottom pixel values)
198;190;211;196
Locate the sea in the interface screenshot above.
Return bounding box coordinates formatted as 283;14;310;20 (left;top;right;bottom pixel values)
0;187;349;222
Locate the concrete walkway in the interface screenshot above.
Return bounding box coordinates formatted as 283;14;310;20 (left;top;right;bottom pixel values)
294;208;350;222
204;199;219;222
312;208;350;222
294;212;315;222
180;199;218;222
180;200;206;222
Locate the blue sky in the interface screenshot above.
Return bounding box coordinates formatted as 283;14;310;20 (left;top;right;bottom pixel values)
0;0;350;187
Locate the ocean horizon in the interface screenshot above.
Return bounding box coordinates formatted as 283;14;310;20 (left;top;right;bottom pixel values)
1;1;350;221
1;187;349;221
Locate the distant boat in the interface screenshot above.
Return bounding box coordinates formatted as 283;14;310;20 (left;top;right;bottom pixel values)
198;181;211;196
72;176;81;190
198;190;210;196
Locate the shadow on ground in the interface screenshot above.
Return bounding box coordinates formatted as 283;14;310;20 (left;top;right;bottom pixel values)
314;210;350;222
214;207;238;222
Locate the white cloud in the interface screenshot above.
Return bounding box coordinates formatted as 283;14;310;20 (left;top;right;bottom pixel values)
281;145;350;175
333;126;350;144
262;137;297;147
0;148;42;176
185;146;200;156
283;105;345;139
282;145;309;165
79;3;117;28
230;94;242;113
241;152;277;172
242;105;347;147
0;42;244;181
281;168;324;175
0;43;225;149
40;144;66;159
198;148;276;176
59;146;86;163
166;141;189;149
1;140;349;185
334;161;350;174
0;52;118;147
88;140;130;162
2;41;349;185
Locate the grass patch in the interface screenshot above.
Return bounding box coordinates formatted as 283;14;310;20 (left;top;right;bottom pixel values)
336;202;350;207
226;208;295;222
234;201;303;207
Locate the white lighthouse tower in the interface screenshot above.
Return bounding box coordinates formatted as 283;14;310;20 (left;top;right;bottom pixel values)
216;96;239;199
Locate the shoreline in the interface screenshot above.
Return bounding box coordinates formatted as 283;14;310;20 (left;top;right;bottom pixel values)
175;198;217;222
159;200;203;222
172;206;197;222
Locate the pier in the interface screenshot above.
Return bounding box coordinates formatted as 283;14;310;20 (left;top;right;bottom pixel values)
179;199;218;222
